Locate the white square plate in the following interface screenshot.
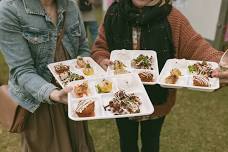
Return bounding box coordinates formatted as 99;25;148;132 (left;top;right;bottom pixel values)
48;57;106;88
158;59;220;92
108;50;159;85
67;73;154;121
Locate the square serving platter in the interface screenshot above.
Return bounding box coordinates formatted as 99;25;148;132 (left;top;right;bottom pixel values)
107;50;159;85
158;59;220;92
48;57;106;88
67;73;154;121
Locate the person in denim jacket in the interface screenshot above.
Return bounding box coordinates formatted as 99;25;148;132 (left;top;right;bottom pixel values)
0;0;95;151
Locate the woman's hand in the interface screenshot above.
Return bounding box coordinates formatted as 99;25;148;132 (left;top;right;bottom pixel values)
49;87;73;104
212;69;228;78
100;59;113;70
212;69;228;84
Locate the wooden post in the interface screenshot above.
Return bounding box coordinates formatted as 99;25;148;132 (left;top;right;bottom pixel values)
214;0;228;51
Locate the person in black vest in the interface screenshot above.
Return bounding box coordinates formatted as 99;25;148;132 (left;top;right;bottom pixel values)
91;0;224;152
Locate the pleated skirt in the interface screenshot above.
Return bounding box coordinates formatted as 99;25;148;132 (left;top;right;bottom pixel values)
21;103;95;152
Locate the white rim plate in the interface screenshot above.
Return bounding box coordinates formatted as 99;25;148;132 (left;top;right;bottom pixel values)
67;73;154;121
48;57;106;88
108;50;159;85
158;59;220;92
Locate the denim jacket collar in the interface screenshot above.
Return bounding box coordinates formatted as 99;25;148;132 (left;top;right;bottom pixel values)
22;0;67;16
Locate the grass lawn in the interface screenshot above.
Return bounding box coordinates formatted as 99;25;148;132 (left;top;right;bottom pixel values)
2;49;228;151
0;87;228;152
0;53;8;85
90;88;228;152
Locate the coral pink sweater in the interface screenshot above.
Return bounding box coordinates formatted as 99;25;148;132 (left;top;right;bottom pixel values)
91;8;224;118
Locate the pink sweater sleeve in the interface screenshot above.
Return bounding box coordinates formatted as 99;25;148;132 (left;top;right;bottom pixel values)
169;8;223;62
91;23;110;64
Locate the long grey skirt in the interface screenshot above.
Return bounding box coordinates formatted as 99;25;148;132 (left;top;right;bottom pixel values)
21;103;95;152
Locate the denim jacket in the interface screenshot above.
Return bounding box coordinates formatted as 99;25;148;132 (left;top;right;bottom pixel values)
0;0;90;112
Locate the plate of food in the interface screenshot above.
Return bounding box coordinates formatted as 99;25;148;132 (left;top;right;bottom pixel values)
108;50;159;85
67;73;154;121
158;59;220;92
48;56;106;88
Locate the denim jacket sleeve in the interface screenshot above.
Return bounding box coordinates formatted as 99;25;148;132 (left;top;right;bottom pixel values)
0;1;57;104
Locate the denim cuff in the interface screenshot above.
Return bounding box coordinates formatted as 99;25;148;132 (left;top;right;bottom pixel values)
38;83;57;104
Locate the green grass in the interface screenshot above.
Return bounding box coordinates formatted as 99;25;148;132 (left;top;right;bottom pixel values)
1;43;228;152
160;88;228;152
0;128;20;152
1;87;228;152
89;88;228;152
0;52;9;84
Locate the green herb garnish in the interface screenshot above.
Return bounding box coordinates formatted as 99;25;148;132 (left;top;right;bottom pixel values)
188;65;196;73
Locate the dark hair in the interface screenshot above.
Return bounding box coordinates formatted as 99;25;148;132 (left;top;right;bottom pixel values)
78;0;92;12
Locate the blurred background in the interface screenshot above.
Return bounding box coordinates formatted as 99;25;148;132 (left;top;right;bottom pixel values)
0;0;228;152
